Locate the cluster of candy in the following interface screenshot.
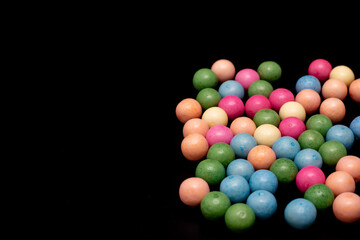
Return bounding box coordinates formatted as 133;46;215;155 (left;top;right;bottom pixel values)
175;59;360;232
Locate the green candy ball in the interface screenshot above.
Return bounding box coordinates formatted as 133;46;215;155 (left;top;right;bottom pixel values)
253;109;280;127
318;140;347;166
207;143;235;167
193;68;218;91
196;88;221;110
248;80;274;98
270;158;298;183
304;184;334;210
195;159;225;185
298;130;325;150
306;114;333;137
225;203;255;232
201;191;231;220
257;61;282;82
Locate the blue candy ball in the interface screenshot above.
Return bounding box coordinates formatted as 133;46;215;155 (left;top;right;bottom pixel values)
218;80;245;99
326;124;355;150
246;190;277;219
249;170;278;194
295;75;321;93
230;133;257;158
284;198;317;229
220;175;250;203
272;136;301;160
226;159;255;181
349;116;360;139
294;148;322;170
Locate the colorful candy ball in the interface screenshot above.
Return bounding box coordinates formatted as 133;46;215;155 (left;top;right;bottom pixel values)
294;149;323;170
248;80;274;98
257;61;282;82
305;114;333;137
211;59;236;83
295;89;321;114
249;169;278;194
218;95;244;120
319;98;346;124
278;117;306;139
230;133;258;159
207;143;235;167
193;68;218;90
225;203;256;232
202;107;228;127
322;78;348;100
176;98;202;123
226;159;255;181
332;192;360;223
284;198;317;229
295;75;321;94
296;166;326;193
244;94;271;119
270;158;298;184
325;171;355;196
200;191;231;220
220;175;250;203
318;140;347;166
336;155;360;182
181;133;209;161
349;79;360;102
247;145;277;170
308;58;332;82
246;190;277;219
218;80;245;99
279;101;306;122
195;159;226;185
206;125;233;146
350;116;360;139
329;65;355;87
253;109;280;127
298;129;325;151
196;88;221;110
304;184;334;210
326;125;355;150
272;136;301;160
183;118;209;137
179;177;210;206
253;124;281;147
269;88;295;112
235;68;260;91
230;117;257;136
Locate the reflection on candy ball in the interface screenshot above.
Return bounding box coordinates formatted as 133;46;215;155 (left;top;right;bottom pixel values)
230;117;257;136
176;98;202;123
181;133;209;161
308;58;332;82
319;98;346;124
211;59;236;83
202;107;228;127
325;171;355;196
329;65;355;87
179;177;210;206
322;78;348;100
247;145;276;170
295;89;321;114
269;88;295;112
183;118;209;137
235;68;260;91
279;101;306;122
336;155;360;183
332;192;360;223
253;124;281;147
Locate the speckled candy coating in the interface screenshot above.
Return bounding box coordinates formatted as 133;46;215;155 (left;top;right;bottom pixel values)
207;143;235;167
306;114;333;137
249;169;278;194
325;171;355;196
295;75;321;93
235;68;260;91
284;198;317;229
244;95;271;119
278;117;306;139
218;95;244;120
294;149;323;170
247;145;277;170
230;133;257;158
218;80;245;99
246;190;277;219
269;88;295;112
201;191;231;220
308;58;332;82
181;133;209;161
350;116;360;139
253;109;280;127
318;140;347;166
296;166;326;193
319;97;346;124
183;118;209;137
225;203;256;232
196;88;221;110
304;184;334;210
326;125;355;150
257;61;282;82
336;155;360;182
298;130;325;151
195;159;226;185
349;79;360;102
202;107;228;127
295;89;321;114
226;159;255;181
270;158;298;183
193;68;218;90
322;78;348;100
220;175;250;203
332;192;360;223
176;98;202;123
253;124;281;147
279;101;306;122
211;59;236;83
206;125;233;146
248;80;274;98
179;177;210;206
329;65;355;87
272;136;301;160
230;117;257;136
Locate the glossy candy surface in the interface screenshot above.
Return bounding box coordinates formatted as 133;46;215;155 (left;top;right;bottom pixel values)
325;171;355;196
225;203;256;232
176;98;202;123
235;68;260;91
308;58;332;82
332;192;360;223
270;158;298;183
296;166;326;193
304;184;334;210
249;169;278;194
247;145;277;170
201;191;231;220
269;88;295;112
195;159;226;185
284;198;317;229
220;175;250;203
246;190;277;219
318;140;347;166
193;68;218;90
179;177;210;206
336;155;360;182
278;117;306;139
211;59;236;83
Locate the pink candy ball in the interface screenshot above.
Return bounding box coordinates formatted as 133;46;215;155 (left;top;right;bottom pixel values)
279;117;306;139
244;95;271;119
308;59;332;82
296;166;326;193
218;95;245;120
206;125;234;146
235;68;260;91
269;88;295;112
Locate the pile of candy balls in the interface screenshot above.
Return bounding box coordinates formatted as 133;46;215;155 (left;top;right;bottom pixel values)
176;58;360;232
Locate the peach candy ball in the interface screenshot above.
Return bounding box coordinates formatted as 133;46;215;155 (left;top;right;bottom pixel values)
322;78;348;100
179;177;210;206
332;192;360;223
181;133;209;161
325;171;355;196
319;98;346;124
336;155;360;183
230;117;257;136
183;118;209;137
349;79;360;103
295;89;321;114
211;59;236;83
176;98;202;123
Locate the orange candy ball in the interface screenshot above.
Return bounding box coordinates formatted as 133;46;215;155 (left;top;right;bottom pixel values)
179;177;210;206
176;98;202;123
322;78;348;100
325;171;356;196
332;192;360;223
336;155;360;183
295;89;321;114
319;98;346;124
230;117;257;136
181;133;209;161
211;59;236;83
183;118;209;137
247;145;276;170
349;79;360;103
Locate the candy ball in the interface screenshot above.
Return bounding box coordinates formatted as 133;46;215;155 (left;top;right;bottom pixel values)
272;136;301;160
295;75;321;94
220;175;250;203
230;133;257;158
226;159;255;181
326;125;355;150
257;61;282;82
181;133;209;161
269;88;295;112
200;191;231;220
218;95;244;120
294;149;323;170
279;101;306;122
211;59;236;83
249;169;278;194
298;130;325;151
206;125;233;146
253;124;281;147
176;98;202;123
179;177;210;206
278;117;306;139
202;107;228;127
196;88;221;110
270;158;298;184
305;114;333;137
284;198;317;229
332;192;360;223
304;184;334;210
295;89;321;114
246;190;277;219
207;143;235;167
218;80;245;99
230;117;257;136
225;203;256;232
308;58;332;82
329;65;355;87
336;155;360;182
296;166;325;193
244;95;271;119
322;78;348;100
183;118;209;137
235;68;260;91
253;109;280;127
349;79;360;102
193;68;218;90
350;116;360;139
195;159;226;185
248;80;274;98
325;171;355;196
318;140;347;166
247;145;277;170
319;98;346;124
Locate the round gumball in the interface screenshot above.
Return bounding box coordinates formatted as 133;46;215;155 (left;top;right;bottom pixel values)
207;143;235;167
196;88;221;110
202;107;228;127
230;117;257;136
226;159;255;181
195;159;226;185
295;89;321;114
325;171;355;196
253;124;281;147
304;184;334;210
193;68;218;90
206;125;233;146
270;158;298;184
298;130;325;151
318;140;347;166
211;59;236;83
308;58;332;82
235;68;260;91
296;166;326;193
218;80;245;99
225;203;256;232
218;95;244;120
246;190;277;219
284;198;317;229
179;177;210;206
200;191;231;220
319;98;346;124
249;169;278;194
257;61;282;82
350;116;360;139
329;65;355;87
244;95;271;119
278;117;306;139
294;149;323;170
248;80;274;98
253;109;280;127
230;133;257;158
247;145;277;170
269;88;295;112
349;79;360;102
176;98;202;123
272;136;301;160
326;125;355;150
332;192;360;223
322;78;348;100
306;114;333;137
336;155;360;182
295;75;321;93
279;101;306;122
181;133;209;161
183;118;209;137
220;175;250;203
